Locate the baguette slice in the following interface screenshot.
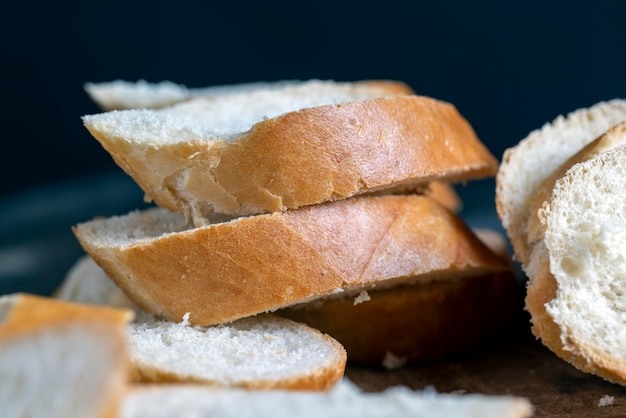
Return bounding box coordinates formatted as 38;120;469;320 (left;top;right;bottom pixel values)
120;380;533;418
82;80;497;224
84;79;413;111
0;293;133;418
73;194;509;327
282;229;520;366
57;255;347;391
526;145;626;385
84;79;463;214
496;99;626;267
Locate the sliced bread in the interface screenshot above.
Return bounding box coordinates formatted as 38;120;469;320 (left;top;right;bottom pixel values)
82;80;498;224
282;228;519;367
526;145;626;385
495;99;626;267
57;255;347;391
84;79;413;111
73;194;510;327
84;78;463;215
120;380;533;418
0;293;133;418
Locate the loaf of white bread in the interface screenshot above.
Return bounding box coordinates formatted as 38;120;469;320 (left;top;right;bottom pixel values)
496;100;626;385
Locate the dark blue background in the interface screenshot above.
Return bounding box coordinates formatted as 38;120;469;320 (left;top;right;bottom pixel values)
1;0;625;295
2;0;626;197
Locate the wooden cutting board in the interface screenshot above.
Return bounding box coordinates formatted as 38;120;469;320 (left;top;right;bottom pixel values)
346;312;626;417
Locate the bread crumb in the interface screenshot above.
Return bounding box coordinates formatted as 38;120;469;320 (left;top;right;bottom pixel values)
598;394;615;407
382;351;408;370
353;290;371;305
181;312;191;326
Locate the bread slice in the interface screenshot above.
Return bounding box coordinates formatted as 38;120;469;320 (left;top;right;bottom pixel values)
82;80;497;224
73;194;509;327
84;79;463;214
120;380;533;418
495;99;626;267
525;144;626;385
0;293;133;418
57;255;347;391
84;79;413;111
281;229;520;366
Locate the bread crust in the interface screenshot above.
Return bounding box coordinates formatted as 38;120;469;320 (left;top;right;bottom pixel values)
283;269;521;366
0;294;133;418
84;94;497;225
73;195;509;327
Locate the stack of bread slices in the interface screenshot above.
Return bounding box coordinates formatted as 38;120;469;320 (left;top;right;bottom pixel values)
0;79;534;416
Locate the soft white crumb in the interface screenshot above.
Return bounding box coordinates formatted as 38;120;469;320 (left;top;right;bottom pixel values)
598;394;615;407
353;290;371;305
181;312;191;326
381;351;408;370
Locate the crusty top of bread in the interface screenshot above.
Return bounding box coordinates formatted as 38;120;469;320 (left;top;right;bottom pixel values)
83;80;497;225
0;293;133;418
120;380;533;418
526;144;626;386
58;255;347;391
496;99;626;267
84;79;414;111
73;194;509;326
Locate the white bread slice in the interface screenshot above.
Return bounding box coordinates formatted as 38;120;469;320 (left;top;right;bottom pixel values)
73;194;510;327
84;79;463;214
82;80;497;224
0;293;133;418
495;99;626;267
282;228;520;366
57;255;347;391
84;79;414;111
120;380;533;418
84;79;308;111
525;144;626;385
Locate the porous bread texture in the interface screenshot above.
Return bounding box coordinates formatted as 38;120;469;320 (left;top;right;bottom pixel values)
73;194;510;327
496;99;626;268
58;255;346;390
129;312;346;390
83;80;497;225
525;122;626;256
0;294;132;418
84;79;413;111
120;380;533;418
529;145;626;385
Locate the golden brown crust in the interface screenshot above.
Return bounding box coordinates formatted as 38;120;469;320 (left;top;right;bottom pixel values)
282;269;521;365
526;260;626;386
74;195;509;327
85;95;497;224
0;293;133;338
424;181;462;212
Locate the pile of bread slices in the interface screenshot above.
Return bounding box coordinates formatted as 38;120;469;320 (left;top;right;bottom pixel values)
0;79;533;417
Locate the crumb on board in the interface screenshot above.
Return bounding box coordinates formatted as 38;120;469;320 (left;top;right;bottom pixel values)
353;290;371;305
598;394;615;407
382;351;408;370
